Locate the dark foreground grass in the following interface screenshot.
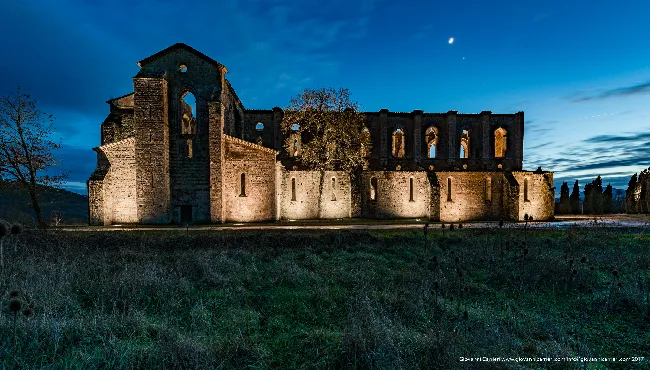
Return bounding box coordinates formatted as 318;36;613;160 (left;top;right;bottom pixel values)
0;226;648;369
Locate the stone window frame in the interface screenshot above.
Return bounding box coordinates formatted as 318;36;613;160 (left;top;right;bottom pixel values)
361;126;371;158
179;90;198;136
291;177;297;201
447;177;453;202
409;176;415;202
331;177;337;201
370;177;378;202
256;122;264;131
459;129;470;159
494;127;507;158
392;127;405;158
240;173;247;197
425;126;439;159
524;177;529;202
485;176;492;202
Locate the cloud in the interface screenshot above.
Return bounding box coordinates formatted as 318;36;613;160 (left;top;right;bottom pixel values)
583;132;650;144
570;81;650;103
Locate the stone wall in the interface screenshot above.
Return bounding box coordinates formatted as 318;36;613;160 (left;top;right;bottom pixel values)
134;77;170;223
87;138;137;225
436;172;506;222
279;170;351;220
360;171;430;219
513;171;555;221
223;135;277;222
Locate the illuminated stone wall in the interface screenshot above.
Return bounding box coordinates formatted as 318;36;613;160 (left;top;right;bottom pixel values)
437;171;507;222
512;171;555;221
360;171;430;219
223;135;277;222
279;170;351;220
88;43;555;225
87;138;137;225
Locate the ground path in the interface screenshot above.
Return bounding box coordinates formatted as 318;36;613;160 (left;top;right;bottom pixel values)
57;215;650;231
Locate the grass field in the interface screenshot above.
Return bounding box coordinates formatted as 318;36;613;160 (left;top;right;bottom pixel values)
0;226;648;369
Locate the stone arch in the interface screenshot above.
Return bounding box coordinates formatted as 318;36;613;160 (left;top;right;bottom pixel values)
425;126;438;159
494;127;507;158
370;177;378;201
180;91;197;135
361;126;371;157
392;127;405;158
459;129;470;159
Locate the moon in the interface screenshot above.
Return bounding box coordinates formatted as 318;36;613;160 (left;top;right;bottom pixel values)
448;37;454;44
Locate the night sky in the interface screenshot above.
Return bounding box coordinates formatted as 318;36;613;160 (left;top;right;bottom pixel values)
2;0;649;195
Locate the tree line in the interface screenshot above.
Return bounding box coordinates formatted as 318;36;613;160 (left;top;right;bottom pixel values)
557;176;625;215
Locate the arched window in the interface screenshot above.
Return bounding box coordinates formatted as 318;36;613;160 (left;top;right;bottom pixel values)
240;173;246;197
361;127;370;157
485;177;492;201
181;92;197;135
447;177;453;201
459;129;470;159
392;128;405;158
256;122;264;131
331;177;337;201
370;177;377;201
293;139;300;156
494;127;507;158
425;126;438;159
524;178;529;202
291;123;300;131
409;177;415;202
291;178;296;201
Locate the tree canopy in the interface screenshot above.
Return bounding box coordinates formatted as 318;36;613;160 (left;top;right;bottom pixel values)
0;87;67;227
280;87;370;173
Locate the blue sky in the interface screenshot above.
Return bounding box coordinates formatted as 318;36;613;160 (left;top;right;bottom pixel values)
1;0;649;194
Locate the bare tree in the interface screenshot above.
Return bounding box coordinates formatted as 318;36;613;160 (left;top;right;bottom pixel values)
281;87;370;218
0;87;68;228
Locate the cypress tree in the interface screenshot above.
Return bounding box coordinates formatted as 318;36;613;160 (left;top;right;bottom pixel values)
570;180;581;214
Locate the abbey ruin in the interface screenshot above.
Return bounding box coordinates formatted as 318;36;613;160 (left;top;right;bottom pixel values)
87;43;555;225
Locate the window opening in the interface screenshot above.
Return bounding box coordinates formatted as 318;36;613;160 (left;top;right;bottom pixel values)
370;177;377;201
240;173;247;197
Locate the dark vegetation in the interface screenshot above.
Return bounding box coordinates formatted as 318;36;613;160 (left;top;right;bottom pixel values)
0;227;648;369
0;181;88;226
557;177;624;215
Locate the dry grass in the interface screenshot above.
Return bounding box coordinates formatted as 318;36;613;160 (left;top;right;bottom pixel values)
0;226;648;369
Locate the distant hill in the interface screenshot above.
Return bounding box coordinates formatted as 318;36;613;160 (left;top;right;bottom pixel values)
0;181;88;226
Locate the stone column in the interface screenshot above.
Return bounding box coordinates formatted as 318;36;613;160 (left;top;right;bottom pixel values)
208;100;225;223
380;109;388;166
134;77;170;224
515;111;524;169
272;107;283;152
413;110;423;162
447;111;457;158
480;111;491;159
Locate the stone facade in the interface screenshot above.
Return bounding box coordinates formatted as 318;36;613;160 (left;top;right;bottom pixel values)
88;43;554;225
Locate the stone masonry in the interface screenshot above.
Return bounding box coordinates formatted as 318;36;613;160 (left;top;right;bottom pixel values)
88;43;554;225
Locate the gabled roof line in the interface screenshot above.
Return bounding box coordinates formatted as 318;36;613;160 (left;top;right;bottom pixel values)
224;134;278;155
137;43;227;73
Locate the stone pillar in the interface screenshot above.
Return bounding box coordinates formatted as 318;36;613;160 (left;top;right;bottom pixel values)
134;77;170;224
515;111;524;169
380;109;388;166
272;106;283;152
447;111;457;158
480;111;491;159
428;172;440;221
413;110;423;162
208;100;225;223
